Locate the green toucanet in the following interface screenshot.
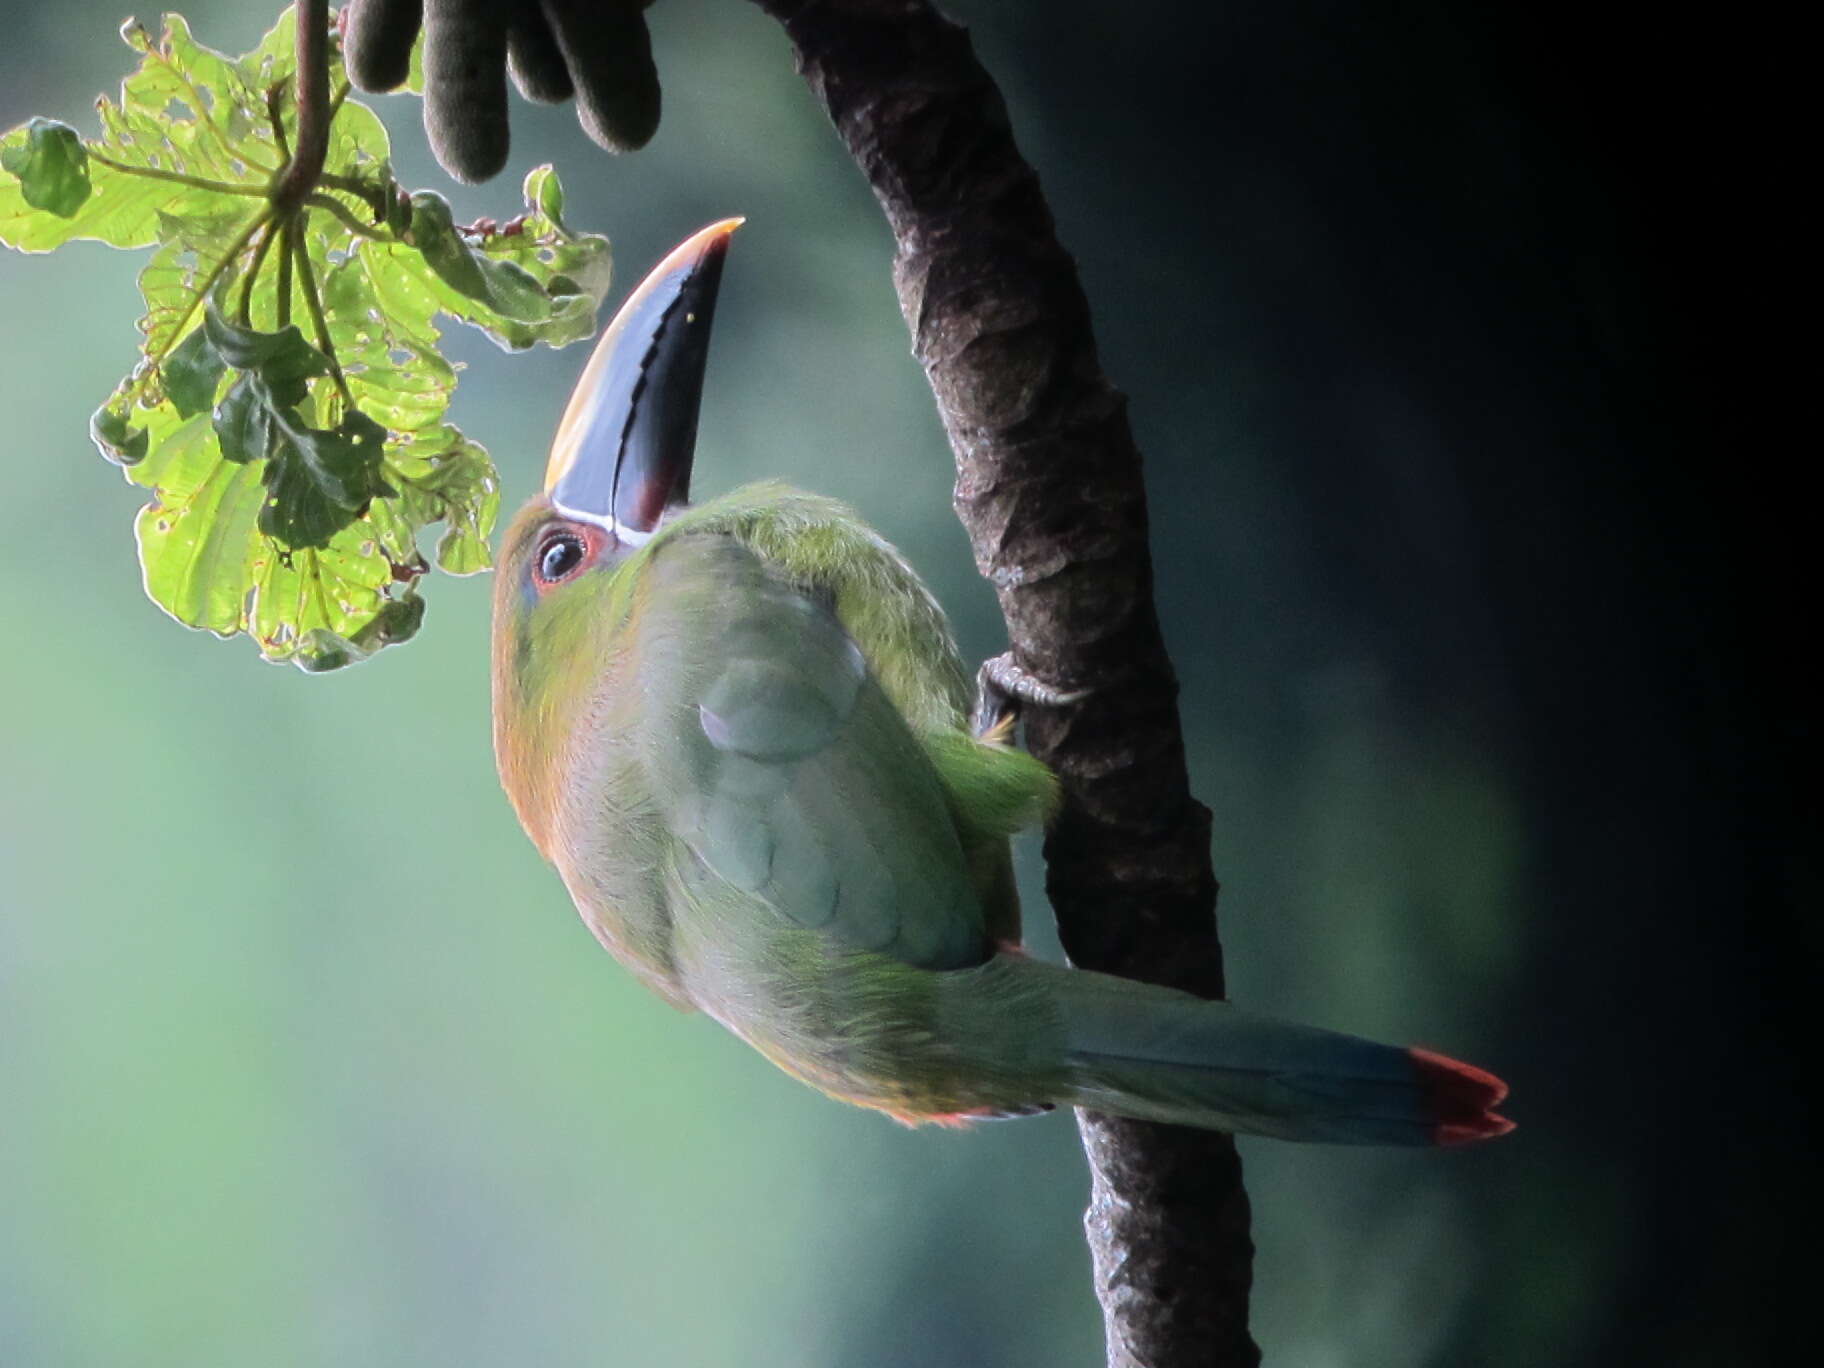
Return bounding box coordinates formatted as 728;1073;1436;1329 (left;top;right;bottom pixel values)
491;221;1512;1143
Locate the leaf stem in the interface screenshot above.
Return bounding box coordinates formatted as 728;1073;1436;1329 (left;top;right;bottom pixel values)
307;193;385;242
148;210;269;369
86;149;268;199
291;219;351;405
319;172;387;217
276;216;294;329
237;220;280;326
265;83;293;165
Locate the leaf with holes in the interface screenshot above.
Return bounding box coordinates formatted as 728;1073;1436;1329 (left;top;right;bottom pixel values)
3;6;613;668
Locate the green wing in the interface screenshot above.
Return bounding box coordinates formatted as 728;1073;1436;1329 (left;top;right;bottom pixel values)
632;531;988;971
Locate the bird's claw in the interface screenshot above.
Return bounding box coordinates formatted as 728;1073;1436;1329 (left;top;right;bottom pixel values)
972;652;1089;739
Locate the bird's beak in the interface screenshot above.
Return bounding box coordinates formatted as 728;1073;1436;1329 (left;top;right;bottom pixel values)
544;217;743;539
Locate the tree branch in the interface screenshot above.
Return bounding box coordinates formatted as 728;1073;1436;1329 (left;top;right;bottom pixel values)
748;2;1258;1364
270;0;330;213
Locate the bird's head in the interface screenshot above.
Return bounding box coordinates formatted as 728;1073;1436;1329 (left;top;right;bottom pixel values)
492;218;740;847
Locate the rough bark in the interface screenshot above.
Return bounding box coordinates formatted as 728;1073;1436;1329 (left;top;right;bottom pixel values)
749;3;1260;1364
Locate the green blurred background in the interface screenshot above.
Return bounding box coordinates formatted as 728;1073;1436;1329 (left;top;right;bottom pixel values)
1;3;1790;1365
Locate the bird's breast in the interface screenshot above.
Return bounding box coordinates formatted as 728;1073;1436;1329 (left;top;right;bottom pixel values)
546;684;695;1009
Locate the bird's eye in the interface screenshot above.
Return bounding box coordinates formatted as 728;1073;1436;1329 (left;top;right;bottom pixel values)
535;530;588;584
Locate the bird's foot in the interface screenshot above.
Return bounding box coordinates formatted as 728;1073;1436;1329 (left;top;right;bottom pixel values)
972;652;1090;740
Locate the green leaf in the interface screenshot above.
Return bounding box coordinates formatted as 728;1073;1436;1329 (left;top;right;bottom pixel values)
1;118;91;217
372;426;500;576
258;408;392;550
201;305;391;549
5;8;613;668
403;30;427;96
90;403;148;466
212;372;275;464
233;5;297;93
398;170;611;351
409;192;553;322
320;247;456;435
133;414;268;636
3;15;277;254
136;241;205;366
525;163;564;225
323;95;392;182
352;588;426;653
204;300;327;403
163;325;226;418
134;414;398;665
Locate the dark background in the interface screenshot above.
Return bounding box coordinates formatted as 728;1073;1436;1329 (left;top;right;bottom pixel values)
1005;5;1795;1361
2;2;1794;1364
993;4;1792;1360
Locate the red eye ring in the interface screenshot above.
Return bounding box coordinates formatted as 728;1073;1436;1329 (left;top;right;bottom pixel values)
533;526;593;587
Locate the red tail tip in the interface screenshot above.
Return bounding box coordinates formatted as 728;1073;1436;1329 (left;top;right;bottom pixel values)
1409;1047;1514;1146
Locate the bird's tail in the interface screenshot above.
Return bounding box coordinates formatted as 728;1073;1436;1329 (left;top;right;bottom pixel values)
1028;960;1511;1146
